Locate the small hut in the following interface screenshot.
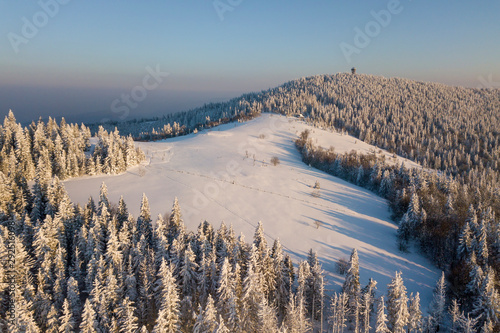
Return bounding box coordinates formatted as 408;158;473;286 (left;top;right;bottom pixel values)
351;67;356;74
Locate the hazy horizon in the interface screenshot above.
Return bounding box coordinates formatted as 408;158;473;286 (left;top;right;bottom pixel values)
1;0;499;123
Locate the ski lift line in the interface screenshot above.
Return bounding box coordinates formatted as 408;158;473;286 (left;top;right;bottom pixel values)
159;170;292;252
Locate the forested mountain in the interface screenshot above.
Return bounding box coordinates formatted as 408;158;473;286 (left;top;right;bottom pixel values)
85;73;500;330
1;73;499;331
92;73;500;187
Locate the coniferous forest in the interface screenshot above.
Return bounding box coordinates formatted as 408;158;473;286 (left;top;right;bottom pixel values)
1;73;500;332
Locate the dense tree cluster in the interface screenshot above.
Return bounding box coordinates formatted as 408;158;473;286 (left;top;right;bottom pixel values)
296;129;500;330
1;175;451;331
0;110;144;183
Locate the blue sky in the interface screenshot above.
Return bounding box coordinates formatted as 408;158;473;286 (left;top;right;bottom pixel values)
1;0;499;123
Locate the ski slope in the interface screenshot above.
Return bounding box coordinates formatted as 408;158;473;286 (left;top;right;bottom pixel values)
64;113;439;306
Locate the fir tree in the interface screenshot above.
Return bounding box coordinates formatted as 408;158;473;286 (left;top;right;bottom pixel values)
458;312;480;333
408;292;422;333
329;292;348;333
343;248;361;332
214;315;230;333
473;267;500;326
79;299;99;333
216;257;239;331
241;244;265;332
375;296;390;333
285;295;310;333
45;305;59;333
117;296;139;333
195;295;219;333
137;193;153;247
58;299;75;333
361;278;377;333
386;271;409;333
153;259;180;333
429;271;446;328
258;296;278;332
180;242;198;298
449;299;461;333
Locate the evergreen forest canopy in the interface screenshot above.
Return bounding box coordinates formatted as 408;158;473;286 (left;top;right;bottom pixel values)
0;72;499;331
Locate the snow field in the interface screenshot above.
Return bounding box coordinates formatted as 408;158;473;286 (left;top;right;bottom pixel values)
64;113;439;307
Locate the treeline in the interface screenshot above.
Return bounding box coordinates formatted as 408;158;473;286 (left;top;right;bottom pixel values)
296;129;500;330
0;110;144;184
91;73;500;196
1;177;456;332
89;106;262;142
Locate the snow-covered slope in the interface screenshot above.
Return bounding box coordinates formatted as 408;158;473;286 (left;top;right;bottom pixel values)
64;113;439;306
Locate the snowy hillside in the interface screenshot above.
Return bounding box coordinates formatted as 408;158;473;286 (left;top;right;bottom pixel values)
64;113;439;306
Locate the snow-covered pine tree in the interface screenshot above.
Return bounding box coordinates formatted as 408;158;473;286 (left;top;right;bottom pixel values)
137;249;156;328
284;295;310;333
449;299;460;333
476;218;489;267
473;267;500;327
458;221;473;260
167;197;185;247
216;257;239;331
214;315;230;333
241;244;265;332
457;312;480;333
343;248;361;332
375;296;390;333
386;271;409;333
193;294;218;333
98;182;110;215
397;213;411;252
253;221;274;300
180;242;198;298
258;296;278;332
137;193;153;247
429;271;446;328
329;292;348;333
361;278;377;333
8;286;41;333
58;299;74;333
45;305;59;333
466;260;484;303
408;292;422;333
297;260;311;304
117;296;139;333
153;259;181;333
271;238;289;318
66;277;81;324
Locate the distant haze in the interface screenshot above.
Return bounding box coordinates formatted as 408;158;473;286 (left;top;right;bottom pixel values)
1;1;499;123
0;85;241;124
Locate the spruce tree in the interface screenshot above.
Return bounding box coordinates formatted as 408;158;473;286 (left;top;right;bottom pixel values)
137;193;153;247
117;296;139;333
343;248;361;332
153;259;180;333
58;299;74;333
429;271;446;328
361;278;377;333
386;271;409;333
408;292;422;333
449;299;460;333
375;296;390;333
